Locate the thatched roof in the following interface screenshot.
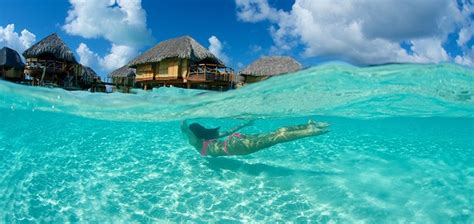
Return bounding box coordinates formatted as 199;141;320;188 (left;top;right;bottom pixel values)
23;33;77;63
108;65;136;78
240;56;302;77
0;47;24;69
79;65;101;85
81;65;98;79
128;36;222;67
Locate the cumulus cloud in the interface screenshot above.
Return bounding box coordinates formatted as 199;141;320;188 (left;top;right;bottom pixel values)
235;0;281;22
452;3;474;67
458;26;473;47
235;0;473;66
76;43;100;67
0;24;36;53
100;44;136;71
454;44;474;67
76;43;136;72
208;36;230;64
64;0;153;73
454;49;474;67
410;38;450;63
63;0;153;47
455;51;474;68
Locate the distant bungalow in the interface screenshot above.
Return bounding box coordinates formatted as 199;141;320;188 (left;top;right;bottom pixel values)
240;56;302;84
0;47;25;82
108;65;136;93
82;66;106;92
127;36;236;91
23;33;101;90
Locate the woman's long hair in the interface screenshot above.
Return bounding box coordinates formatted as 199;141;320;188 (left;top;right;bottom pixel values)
188;123;220;140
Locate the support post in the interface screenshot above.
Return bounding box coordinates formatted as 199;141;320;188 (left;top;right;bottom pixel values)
40;66;46;86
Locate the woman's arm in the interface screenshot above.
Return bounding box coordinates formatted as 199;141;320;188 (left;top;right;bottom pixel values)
218;120;254;138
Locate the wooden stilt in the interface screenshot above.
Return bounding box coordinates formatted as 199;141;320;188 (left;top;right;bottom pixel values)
40;66;46;86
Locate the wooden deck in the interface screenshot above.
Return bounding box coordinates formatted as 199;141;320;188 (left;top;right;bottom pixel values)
187;63;236;82
24;59;72;75
135;63;237;90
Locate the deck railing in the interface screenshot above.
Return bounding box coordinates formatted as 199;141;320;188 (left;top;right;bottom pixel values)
188;64;236;83
24;59;90;89
25;59;69;74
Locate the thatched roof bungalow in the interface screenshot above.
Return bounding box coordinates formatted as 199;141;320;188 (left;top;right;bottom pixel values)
128;36;235;90
109;65;136;79
23;33;84;88
23;33;77;63
240;56;302;84
81;65;100;84
80;65;106;92
0;47;25;81
108;65;136;93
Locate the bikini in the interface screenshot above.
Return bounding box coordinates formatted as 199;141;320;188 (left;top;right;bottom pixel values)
200;133;242;156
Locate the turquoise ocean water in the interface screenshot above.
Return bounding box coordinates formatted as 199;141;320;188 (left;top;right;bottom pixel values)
0;63;473;222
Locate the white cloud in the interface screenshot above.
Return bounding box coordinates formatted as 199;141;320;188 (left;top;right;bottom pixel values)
208;36;230;64
235;0;281;22
454;46;474;67
235;0;471;66
0;24;36;53
455;55;474;67
76;43;136;72
410;38;450;63
457;26;473;47
452;3;474;67
64;0;153;73
63;0;153;47
76;43;100;67
99;44;136;71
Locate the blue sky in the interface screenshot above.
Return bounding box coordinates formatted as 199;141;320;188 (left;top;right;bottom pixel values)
0;0;473;78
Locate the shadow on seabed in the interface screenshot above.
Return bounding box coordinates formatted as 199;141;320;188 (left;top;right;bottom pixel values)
204;157;338;177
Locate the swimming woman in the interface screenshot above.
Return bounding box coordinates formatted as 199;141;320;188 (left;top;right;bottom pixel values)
181;119;329;157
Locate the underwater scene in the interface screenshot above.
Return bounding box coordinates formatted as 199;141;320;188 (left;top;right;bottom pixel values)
0;63;473;222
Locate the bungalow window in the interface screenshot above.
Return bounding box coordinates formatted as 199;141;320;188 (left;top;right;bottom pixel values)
168;60;178;76
158;60;168;75
136;64;153;79
157;59;179;77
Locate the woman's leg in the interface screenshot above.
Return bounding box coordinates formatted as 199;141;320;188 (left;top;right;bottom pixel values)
277;120;328;132
232;121;329;155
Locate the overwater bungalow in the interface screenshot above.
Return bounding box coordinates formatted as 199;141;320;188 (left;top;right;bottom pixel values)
81;65;106;92
109;65;136;93
23;33;93;90
128;36;236;91
240;56;302;84
0;47;25;82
